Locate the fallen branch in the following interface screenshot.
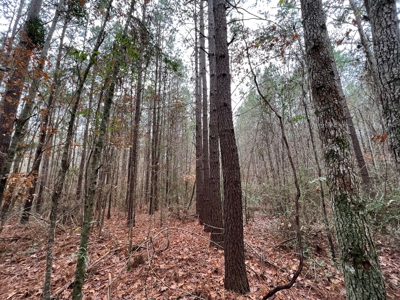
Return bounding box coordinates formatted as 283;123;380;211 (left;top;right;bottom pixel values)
0;236;31;242
273;237;296;248
244;240;283;271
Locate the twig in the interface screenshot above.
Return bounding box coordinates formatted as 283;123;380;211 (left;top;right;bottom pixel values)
273;237;297;248
107;273;112;300
51;248;119;298
244;240;283;271
0;236;31;242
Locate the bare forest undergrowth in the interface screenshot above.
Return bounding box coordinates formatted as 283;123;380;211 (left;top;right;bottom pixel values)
0;210;399;300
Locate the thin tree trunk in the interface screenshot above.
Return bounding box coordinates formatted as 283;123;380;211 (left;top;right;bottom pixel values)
35;133;52;213
76;72;95;205
200;0;210;230
207;0;223;247
128;0;147;252
20;5;66;223
149;43;162;215
42;3;112;299
194;0;204;223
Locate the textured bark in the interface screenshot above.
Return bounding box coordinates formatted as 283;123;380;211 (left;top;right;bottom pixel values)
0;0;44;209
300;1;386;299
200;0;210;230
301;84;336;260
349;0;379;85
207;0;223;248
214;0;249;293
194;0;204;222
364;0;400;170
342;98;371;194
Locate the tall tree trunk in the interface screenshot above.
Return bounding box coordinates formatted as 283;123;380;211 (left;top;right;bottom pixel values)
127;0;147;252
20;3;66;223
0;0;43;173
364;0;400;171
72;59;116;300
207;0;223;248
200;0;210;230
149;42;162;215
342;97;371;194
72;0;134;296
76;72;95;205
0;0;44;209
194;0;204;222
300;1;386;299
42;3;112;299
0;1;62;224
214;0;249;293
144;102;152;205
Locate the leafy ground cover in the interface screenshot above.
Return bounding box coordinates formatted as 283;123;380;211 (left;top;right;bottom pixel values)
0;211;398;299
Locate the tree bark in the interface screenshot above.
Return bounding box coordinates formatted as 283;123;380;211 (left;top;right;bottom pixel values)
300;1;386;299
200;0;210;230
194;0;204;223
364;0;400;171
0;0;44;209
207;0;223;248
214;0;249;293
0;0;43;171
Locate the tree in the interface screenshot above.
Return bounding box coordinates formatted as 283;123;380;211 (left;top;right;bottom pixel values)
214;0;249;293
200;0;210;229
194;0;204;223
19;0;66;224
0;0;44;209
72;0;136;296
127;0;148;252
207;0;223;248
0;0;63;226
42;1;113;298
363;0;400;170
300;0;386;299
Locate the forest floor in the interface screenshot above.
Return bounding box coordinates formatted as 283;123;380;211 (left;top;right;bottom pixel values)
0;210;399;300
